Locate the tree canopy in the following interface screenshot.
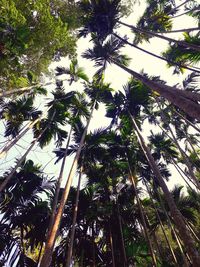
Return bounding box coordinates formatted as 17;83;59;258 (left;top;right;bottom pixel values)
0;0;200;266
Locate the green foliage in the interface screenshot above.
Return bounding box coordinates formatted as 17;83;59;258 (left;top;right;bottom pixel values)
163;32;200;73
0;0;77;90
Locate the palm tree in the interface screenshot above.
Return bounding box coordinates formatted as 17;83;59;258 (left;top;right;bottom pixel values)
82;36;200;120
103;78;200;265
79;0;200;73
40;78;113;267
0;159;54;266
55;58;89;85
45;91;90;258
0;95;42;158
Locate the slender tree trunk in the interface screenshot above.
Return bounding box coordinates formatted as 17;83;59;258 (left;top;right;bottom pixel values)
172;7;200;19
170;156;195;190
0;112;55;192
20;225;25;262
0;140;36;192
155;187;191;267
109;223;116;267
0;118;40;158
65;167;82;267
128;112;200;266
92;225;96;267
118;21;200;52
126;154;158;267
47;126;73;235
166;0;191;15
113;60;200;120
172;109;200;134
37;243;44;266
0;84;39;98
151;27;200;34
0;81;55;98
144;181;178;265
156;109;200;190
113;33;199;73
116;198;127;266
39;103;95;267
186;136;200;161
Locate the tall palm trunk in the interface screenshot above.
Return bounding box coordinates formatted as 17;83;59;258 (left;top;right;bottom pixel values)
113;33;199;73
155;183;191;267
166;0;191;15
150;27;199;34
144;181;178;265
128;112;200;266
172;109;200;134
0;113;55;193
0;84;40;98
39;102;95;267
156;105;200;189
170;156;195;190
92;224;96;267
0;81;55;98
172;7;199;19
113;61;200;120
47;126;73;235
126;155;158;266
118;21;200;52
116;202;127;266
65;167;82;267
0;118;40;158
109;223;116;267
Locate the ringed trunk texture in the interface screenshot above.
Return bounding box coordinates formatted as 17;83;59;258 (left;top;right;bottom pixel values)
39;104;95;267
129;112;200;266
114;61;200;120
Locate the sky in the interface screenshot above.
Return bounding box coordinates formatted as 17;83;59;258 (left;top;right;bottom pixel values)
0;0;199;192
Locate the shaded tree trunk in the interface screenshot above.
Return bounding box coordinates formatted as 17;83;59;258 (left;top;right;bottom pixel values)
65;167;82;267
39;103;95;267
128;112;200;266
0;112;55;192
0;118;40;158
109;223;116;267
47;126;73;236
113;61;200;120
126;154;158;266
145;181;178;265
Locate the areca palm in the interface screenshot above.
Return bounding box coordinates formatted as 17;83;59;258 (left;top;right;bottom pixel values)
0;159;54;266
56;58;89;85
102;77;200;264
40;78;113;267
83;35;200;120
79;0;200;74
